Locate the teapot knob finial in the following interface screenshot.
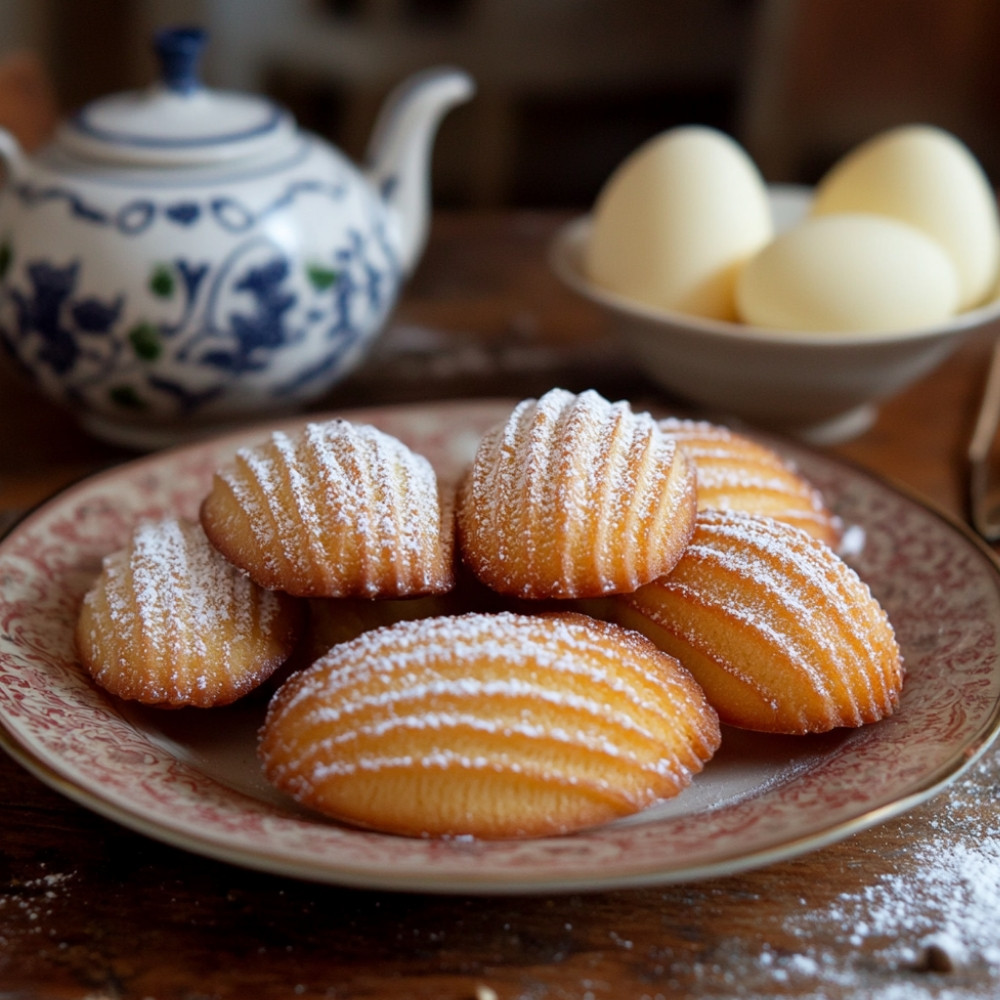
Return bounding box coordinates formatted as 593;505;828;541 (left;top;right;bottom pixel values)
153;26;207;95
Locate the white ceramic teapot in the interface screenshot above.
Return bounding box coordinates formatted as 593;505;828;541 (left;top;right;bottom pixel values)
0;27;473;447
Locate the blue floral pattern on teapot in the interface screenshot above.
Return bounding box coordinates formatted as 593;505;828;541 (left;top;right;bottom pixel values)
1;169;396;415
0;28;473;447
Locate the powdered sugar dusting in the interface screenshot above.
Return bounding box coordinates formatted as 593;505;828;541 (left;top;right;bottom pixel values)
290;611;694;710
688;514;889;683
260;610;720;831
660;416;842;545
622;508;901;731
97;518;275;657
208;418;452;597
675;755;1000;998
0;867;78;955
77;517;293;706
458;389;695;598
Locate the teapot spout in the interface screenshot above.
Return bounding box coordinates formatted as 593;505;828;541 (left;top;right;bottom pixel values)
0;128;27;184
366;67;474;276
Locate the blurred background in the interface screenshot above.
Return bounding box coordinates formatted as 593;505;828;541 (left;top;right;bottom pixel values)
2;0;1000;208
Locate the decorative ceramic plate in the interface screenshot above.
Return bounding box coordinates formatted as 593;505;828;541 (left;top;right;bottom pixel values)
1;399;999;894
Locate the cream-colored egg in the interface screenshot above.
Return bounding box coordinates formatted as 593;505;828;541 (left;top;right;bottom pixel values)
811;124;1000;310
735;214;960;333
585;126;773;321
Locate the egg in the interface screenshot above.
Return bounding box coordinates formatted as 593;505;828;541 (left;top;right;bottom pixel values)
735;214;960;333
810;124;1000;310
585;126;773;321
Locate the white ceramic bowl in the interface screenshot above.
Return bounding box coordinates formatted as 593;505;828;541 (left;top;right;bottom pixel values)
550;185;1000;443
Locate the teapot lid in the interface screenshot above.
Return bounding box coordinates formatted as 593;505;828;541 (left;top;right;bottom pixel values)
56;27;297;166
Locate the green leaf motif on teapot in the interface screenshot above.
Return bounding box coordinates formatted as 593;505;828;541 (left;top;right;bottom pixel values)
129;322;163;361
0;225;399;422
150;265;176;299
306;263;339;292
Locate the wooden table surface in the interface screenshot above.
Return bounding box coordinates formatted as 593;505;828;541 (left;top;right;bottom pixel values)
1;210;998;999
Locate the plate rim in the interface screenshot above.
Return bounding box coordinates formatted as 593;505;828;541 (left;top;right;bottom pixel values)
1;398;999;894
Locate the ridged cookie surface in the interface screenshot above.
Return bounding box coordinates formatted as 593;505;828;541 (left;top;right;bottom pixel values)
456;389;697;599
613;509;903;734
659;418;842;548
259;610;721;839
200;419;455;598
75;517;302;707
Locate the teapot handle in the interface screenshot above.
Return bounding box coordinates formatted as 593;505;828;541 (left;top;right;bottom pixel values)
0;128;26;184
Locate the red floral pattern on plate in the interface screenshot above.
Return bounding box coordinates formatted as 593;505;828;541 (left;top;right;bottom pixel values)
1;399;999;893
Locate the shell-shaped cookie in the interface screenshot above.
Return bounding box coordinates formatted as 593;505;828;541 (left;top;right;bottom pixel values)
75;517;302;707
613;509;903;734
456;389;697;599
659;417;842;548
200;419;455;598
259;610;721;839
